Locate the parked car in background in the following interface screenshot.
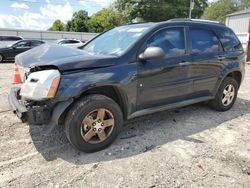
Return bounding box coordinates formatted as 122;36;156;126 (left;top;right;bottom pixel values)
9;19;245;152
57;39;84;48
0;35;24;48
0;40;44;62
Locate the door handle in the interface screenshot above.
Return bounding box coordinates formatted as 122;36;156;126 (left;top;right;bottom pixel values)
217;56;226;61
179;61;190;66
227;56;238;60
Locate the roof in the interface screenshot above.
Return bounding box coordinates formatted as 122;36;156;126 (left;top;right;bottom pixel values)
227;7;250;17
161;18;225;28
168;18;219;24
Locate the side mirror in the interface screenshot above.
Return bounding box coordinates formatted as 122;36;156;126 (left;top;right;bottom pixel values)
139;47;165;61
12;46;17;50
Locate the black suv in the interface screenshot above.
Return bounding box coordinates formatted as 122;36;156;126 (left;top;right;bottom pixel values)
9;19;245;152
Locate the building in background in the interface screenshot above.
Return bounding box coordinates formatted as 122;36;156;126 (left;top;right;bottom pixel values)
226;8;250;60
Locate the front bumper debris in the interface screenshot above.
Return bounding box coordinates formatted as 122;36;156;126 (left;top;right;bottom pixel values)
8;87;51;125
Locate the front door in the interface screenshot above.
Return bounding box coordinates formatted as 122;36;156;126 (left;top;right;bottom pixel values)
137;27;193;110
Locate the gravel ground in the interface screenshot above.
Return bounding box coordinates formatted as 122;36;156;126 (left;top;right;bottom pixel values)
0;63;249;188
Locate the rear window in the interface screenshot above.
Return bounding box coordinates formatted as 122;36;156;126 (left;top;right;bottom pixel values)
217;28;243;51
190;28;220;53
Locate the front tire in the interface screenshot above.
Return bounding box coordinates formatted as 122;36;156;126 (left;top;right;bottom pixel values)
64;94;123;153
210;77;238;111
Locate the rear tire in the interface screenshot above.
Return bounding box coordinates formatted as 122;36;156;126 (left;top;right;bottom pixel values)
64;94;123;153
209;77;238;111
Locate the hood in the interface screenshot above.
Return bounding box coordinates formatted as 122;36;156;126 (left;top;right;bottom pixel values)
15;44;117;71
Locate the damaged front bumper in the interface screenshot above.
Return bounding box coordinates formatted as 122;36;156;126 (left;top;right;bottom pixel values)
8;87;51;125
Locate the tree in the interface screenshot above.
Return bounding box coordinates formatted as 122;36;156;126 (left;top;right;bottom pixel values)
202;0;238;23
49;0;209;33
87;8;120;33
49;19;65;31
114;0;136;23
239;0;250;9
115;0;208;22
66;10;89;32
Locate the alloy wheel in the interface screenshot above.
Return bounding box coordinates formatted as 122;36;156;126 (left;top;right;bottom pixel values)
222;84;235;106
80;108;115;144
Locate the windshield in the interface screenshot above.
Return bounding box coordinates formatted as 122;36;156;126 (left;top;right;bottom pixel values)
83;25;152;56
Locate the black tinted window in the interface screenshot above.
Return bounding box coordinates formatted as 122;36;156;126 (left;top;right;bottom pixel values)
190;28;220;53
147;27;185;56
69;40;79;44
218;28;242;51
15;41;30;48
31;41;43;47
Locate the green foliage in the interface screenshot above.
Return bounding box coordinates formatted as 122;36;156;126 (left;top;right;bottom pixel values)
202;0;238;23
49;19;65;31
239;0;250;8
66;10;89;32
50;0;209;33
87;8;119;33
115;0;208;22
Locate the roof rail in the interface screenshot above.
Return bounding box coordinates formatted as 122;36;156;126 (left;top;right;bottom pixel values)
168;18;220;24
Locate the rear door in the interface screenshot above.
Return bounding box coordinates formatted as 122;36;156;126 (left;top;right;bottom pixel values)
137;26;193;110
188;27;225;97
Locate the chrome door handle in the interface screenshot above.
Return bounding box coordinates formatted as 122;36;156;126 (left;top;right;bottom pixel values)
217;56;226;61
179;61;190;66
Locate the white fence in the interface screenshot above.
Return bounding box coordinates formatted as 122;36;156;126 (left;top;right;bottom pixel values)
0;28;97;44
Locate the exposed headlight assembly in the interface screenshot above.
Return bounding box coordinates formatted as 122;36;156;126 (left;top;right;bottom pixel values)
20;69;60;101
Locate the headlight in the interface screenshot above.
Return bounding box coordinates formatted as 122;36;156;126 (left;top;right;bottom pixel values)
20;69;60;101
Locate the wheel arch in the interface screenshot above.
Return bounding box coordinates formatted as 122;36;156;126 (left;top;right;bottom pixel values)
58;85;128;125
225;71;242;86
214;70;242;96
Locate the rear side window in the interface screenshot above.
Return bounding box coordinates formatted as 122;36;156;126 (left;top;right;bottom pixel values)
147;27;186;56
190;28;220;53
69;40;80;44
31;40;43;47
218;28;242;51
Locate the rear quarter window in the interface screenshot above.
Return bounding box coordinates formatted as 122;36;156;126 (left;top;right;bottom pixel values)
217;28;243;51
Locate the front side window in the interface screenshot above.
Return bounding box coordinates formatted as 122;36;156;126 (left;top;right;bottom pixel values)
147;27;186;56
190;28;220;53
14;41;30;48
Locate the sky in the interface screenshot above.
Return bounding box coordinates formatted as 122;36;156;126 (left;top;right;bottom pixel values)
0;0;115;30
0;0;214;31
